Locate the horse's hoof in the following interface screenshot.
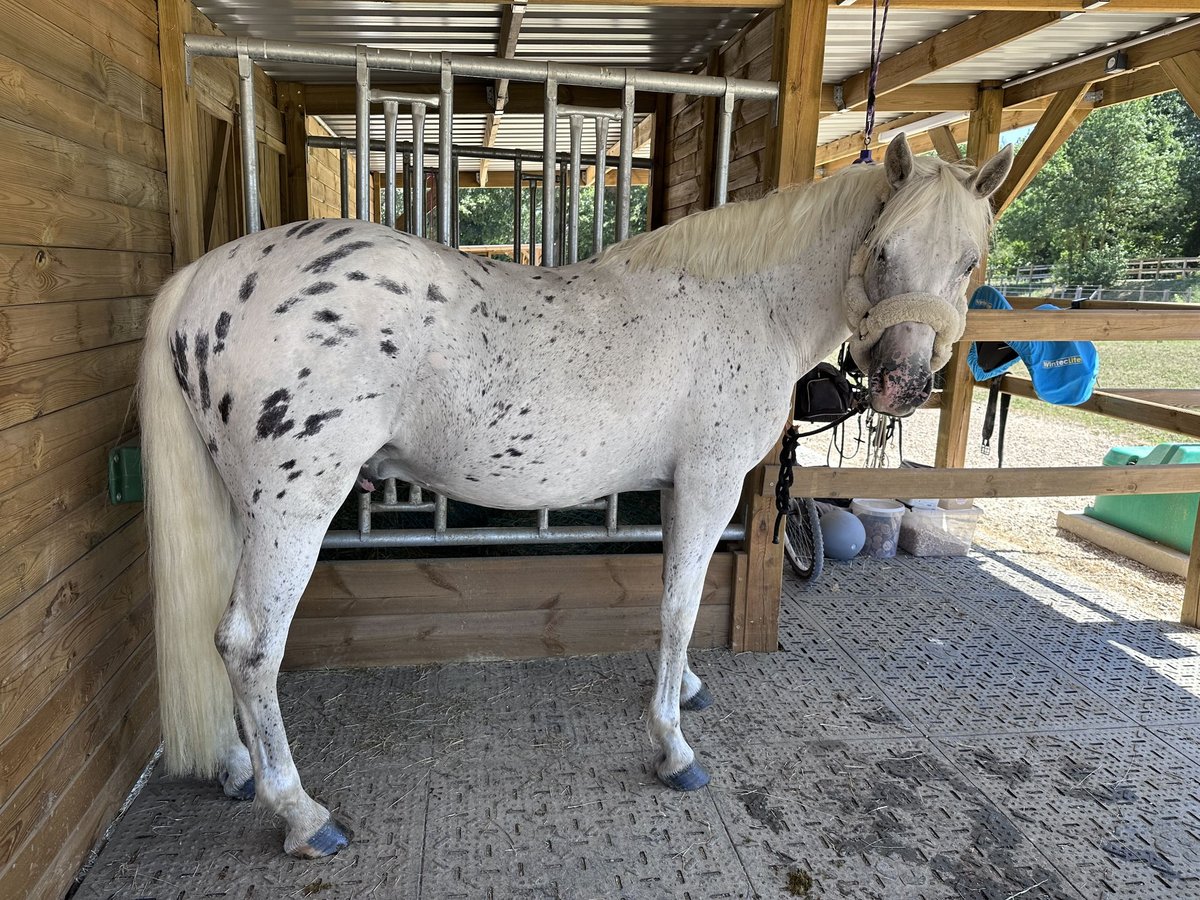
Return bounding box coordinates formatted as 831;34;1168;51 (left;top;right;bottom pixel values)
290;818;353;859
658;759;711;792
219;770;255;801
680;685;714;711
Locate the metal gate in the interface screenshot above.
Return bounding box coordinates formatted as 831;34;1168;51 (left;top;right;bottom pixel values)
185;35;778;550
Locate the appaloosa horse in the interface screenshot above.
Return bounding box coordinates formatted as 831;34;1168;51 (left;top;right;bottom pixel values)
140;134;1013;856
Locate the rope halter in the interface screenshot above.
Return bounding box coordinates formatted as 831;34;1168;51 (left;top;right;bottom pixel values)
840;245;966;374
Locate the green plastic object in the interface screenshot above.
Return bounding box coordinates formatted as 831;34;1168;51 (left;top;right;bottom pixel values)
1085;443;1200;553
108;442;143;504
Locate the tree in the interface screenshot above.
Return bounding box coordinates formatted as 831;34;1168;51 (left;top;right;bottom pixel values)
991;96;1188;285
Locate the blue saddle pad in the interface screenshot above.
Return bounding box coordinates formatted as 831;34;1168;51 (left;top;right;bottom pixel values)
967;286;1098;407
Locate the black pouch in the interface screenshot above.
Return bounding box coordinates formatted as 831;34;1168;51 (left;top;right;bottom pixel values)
794;362;853;423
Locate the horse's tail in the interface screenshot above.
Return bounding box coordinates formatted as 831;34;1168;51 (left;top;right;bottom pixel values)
141;264;242;778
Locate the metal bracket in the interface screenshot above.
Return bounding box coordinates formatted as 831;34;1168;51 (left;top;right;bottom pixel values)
833;84;846;111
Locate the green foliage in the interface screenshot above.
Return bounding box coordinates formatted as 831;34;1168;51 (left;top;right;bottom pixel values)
992;93;1198;285
456;184;649;260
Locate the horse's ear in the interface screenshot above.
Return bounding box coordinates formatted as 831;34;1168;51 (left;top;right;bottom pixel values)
972;144;1014;200
884;133;913;188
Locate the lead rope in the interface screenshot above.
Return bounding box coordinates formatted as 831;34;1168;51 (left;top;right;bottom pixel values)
855;0;892;165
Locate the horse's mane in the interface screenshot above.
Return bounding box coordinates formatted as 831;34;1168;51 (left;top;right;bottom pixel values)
599;154;992;279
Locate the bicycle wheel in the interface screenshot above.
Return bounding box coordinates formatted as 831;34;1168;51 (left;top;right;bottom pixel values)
784;497;824;581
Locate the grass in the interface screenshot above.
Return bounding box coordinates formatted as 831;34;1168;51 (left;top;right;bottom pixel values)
1003;340;1200;447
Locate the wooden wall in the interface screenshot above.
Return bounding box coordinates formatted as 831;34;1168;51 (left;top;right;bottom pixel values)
0;0;284;895
663;11;777;224
0;0;164;896
286;553;739;669
307;117;357;219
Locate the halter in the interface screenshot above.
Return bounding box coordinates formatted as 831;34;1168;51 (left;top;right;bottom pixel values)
840;244;966;373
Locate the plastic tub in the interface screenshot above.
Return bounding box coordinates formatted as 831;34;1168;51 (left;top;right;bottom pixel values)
900;505;983;557
850;499;905;559
1086;443;1199;553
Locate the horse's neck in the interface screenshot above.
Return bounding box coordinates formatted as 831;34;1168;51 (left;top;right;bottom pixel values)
752;217;872;381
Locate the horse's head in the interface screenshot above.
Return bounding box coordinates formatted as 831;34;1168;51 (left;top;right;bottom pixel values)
851;133;1014;417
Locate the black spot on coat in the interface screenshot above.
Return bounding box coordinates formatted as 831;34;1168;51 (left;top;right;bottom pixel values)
427;284;448;304
239;273;258;302
313;309;341;323
256;388;294;440
380;340;398;357
298;409;343;438
377;277;409;296
302;241;372;275
218;392;233;424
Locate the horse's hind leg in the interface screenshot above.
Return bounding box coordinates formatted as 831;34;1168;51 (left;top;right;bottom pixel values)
216;515;349;858
651;479;742;789
661;490;715;713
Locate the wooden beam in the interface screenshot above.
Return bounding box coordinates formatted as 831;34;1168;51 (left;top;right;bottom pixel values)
936;83;1002;469
279;82;309;223
962;308;1200;342
157;0;205;266
836;12;1059;113
1100;389;1200;408
772;0;828;188
820;82;980;114
930;125;963;161
789;463;1200;500
649;95;671;230
1093;64;1176;108
1161;51;1200;117
1004;21;1200;107
993;83;1092;216
814;111;957;166
990;375;1200;438
478;0;526;188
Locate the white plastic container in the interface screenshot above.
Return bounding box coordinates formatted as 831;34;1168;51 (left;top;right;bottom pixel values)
850;499;906;559
900;505;983;556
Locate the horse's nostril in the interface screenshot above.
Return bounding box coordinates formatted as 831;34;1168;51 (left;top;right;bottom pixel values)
918;374;933;400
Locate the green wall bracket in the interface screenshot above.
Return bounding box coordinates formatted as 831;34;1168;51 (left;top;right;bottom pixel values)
108;441;143;504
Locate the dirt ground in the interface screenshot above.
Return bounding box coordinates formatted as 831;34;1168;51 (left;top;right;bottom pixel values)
799;398;1190;622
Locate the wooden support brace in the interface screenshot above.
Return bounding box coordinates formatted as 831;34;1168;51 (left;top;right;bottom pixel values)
930;125;963;162
1161;51;1200;118
157;0;206;266
993;82;1092;216
1185;504;1200;628
202;118;231;250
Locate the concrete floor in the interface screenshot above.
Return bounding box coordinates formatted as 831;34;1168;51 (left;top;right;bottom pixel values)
74;550;1200;899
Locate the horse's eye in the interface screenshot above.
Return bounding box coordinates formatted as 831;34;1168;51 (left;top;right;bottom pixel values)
964;259;978;276
877;247;887;263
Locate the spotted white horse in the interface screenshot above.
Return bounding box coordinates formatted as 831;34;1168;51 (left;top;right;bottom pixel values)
141;135;1013;857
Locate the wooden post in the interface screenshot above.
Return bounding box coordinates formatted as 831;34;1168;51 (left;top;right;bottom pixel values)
771;0;828;188
279;82;310;224
935;82;1001;469
370;172;382;224
649;94;671;230
157;0;205;267
1184;504;1200;628
732;0;827;654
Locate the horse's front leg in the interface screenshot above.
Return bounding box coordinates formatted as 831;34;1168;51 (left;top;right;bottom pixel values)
661;489;715;713
652;479;743;790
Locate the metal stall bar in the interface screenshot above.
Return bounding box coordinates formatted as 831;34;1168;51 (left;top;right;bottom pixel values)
451;155;460;247
339;148;350;218
354;46;371;221
566;114;583;263
713;80;736;207
527;175;538;265
381;98;398;227
186;36;779;102
324;523;745;549
616;74;635;241
306;136;654;171
512;156;522;261
542;74;557;266
370;90;439;237
438;55;454;247
594;117;610;252
235;43;261;232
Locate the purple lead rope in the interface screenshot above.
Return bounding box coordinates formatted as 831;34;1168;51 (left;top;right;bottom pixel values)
855;0;892;165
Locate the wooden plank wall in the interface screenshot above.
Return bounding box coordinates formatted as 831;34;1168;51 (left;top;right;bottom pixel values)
0;1;164;896
0;1;284;896
307;117;357;219
663;11;777;224
286;553;738;669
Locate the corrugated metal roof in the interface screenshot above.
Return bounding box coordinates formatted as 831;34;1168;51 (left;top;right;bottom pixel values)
823;8;974;83
922;12;1189;84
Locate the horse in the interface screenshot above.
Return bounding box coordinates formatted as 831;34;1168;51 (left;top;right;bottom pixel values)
140;134;1014;858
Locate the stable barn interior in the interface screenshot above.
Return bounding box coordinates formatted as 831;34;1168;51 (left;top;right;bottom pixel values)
3;2;1200;897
